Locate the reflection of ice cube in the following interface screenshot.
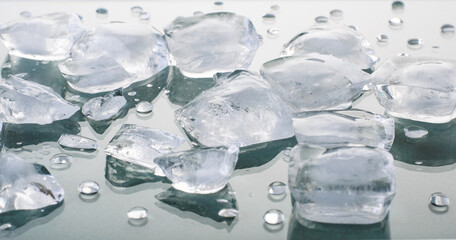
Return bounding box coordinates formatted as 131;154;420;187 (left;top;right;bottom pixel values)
282;24;378;70
155;146;239;194
164;12;260;77
0;75;80;125
59;23;168;94
175;70;294;147
288;144;395;224
261;54;369;113
0;12;85;61
372;57;456;123
293;110;394;150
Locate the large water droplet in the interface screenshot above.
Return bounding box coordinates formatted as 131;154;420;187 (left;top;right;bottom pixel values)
404;125;428;139
389;17;403;27
49;154;73;170
136;101;153;114
262;13;276;24
441;24;455;34
218;208;239;218
329;9;343;19
430;192;449;207
96;8;108;17
377;34;389;44
315;16;328;23
407;38;424;49
130;6;143;16
19;11;32;18
268;181;287;195
392;1;405;10
78;180;100;195
263;209;284;225
267;28;280;36
127;207;148;220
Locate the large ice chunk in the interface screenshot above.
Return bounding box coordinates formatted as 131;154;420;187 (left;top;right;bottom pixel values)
105;124;186;170
288;144;395;224
0;153;64;230
59;23;168;94
0;12;85;61
371;57;456;123
281;24;378;70
175;70;294;147
164;12;260;77
261;54;369;113
293;110;394;150
0;75;80;125
154;146;239;194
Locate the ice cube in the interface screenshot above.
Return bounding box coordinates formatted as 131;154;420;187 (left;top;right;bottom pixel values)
82;90;127;121
0;12;85;61
164;12;260;77
281;24;379;70
288;144;396;224
58;134;98;150
0;75;80;125
154;146;239;194
175;70;295;147
260;54;369;113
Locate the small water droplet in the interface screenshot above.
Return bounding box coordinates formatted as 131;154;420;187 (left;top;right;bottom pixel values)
130;6;143;16
146;84;153;88
407;38;424;49
404;125;428;139
398;52;410;57
263;209;284;225
214;1;223;6
270;4;280;12
139;12;151;21
389;17;403;27
49;154;73;170
415;161;423;165
348;25;358;31
268;181;287;195
430;192;449;207
127;91;137;96
315;16;328;23
432;45;440;49
258;34;264;45
377;34;389;44
218;208;239;218
262;13;276;23
392;1;405;10
0;223;12;231
127;207;148;220
96;8;108;17
267;28;280;36
19;11;32;18
329;9;343;19
441;24;455;34
164;89;170;94
136;101;153;114
193;11;204;16
78;180;100;195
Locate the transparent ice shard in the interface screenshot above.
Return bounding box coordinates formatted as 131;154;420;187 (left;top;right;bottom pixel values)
0;153;64;230
164;12;260;77
260;54;369;113
288;144;395;224
281;24;379;70
175;70;294;147
82;90;127;121
105;124;186;170
59;22;169;94
371;57;456;123
0;12;85;61
293;110;395;150
154;146;239;194
58;134;98;150
0;75;80;125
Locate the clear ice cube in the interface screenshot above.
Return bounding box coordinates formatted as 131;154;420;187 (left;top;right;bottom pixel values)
281;24;379;70
154;146;239;194
59;22;169;94
0;75;80;125
0;153;64;229
82;90;127;121
164;12;260;77
175;70;295;147
371;57;456;123
0;12;85;61
293;110;395;150
260;54;369;113
288;144;396;224
105;124;186;170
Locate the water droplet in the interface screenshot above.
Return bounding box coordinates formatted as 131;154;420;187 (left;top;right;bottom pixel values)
193;11;204;16
78;180;100;195
430;192;449;207
49;154;73;170
136;101;153;114
19;11;32;18
389;17;403;27
127;207;148;220
218;208;239;218
130;6;143;16
441;24;455;34
268;181;287;195
270;5;280;12
96;8;108;17
262;13;276;23
432;45;440;49
267;28;280;36
348;25;358;31
0;223;12;231
407;38;424;49
315;16;328;23
258;34;264;45
164;89;170;94
214;1;223;6
127;91;137;96
415;161;423;165
392;1;405;10
398;52;410;57
329;9;343;19
377;34;389;44
263;209;284;225
404;125;428;139
146;84;153;88
139;12;150;21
